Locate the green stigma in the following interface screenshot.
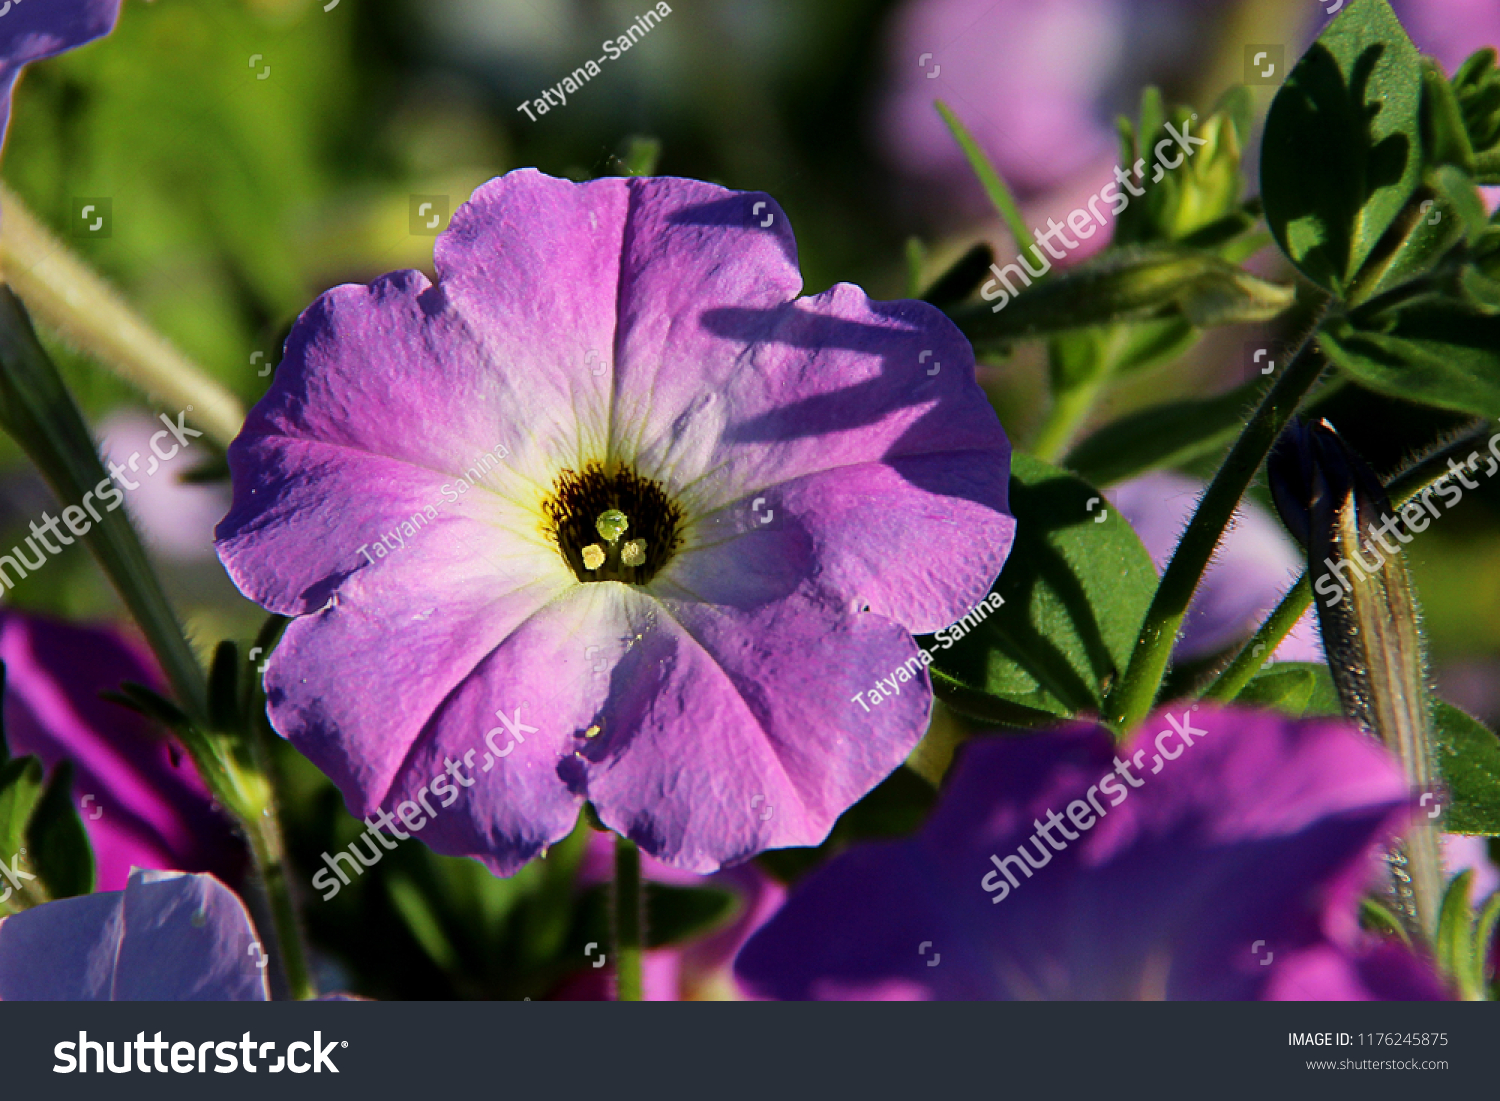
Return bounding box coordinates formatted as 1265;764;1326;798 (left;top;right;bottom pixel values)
596;509;629;543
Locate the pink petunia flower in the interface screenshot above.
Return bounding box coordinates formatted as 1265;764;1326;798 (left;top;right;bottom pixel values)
735;711;1440;1002
737;706;1446;1000
1391;0;1500;74
877;0;1127;197
216;169;1015;876
96;409;229;562
0;610;243;891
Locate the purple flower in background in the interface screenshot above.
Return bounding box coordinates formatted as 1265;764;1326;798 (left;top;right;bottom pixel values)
878;0;1241;212
736;706;1446;1000
97;410;228;561
1;610;243;891
0;869;268;1000
0;0;120;147
879;0;1126;196
217;168;1015;876
1390;0;1500;73
1108;471;1322;663
1443;833;1500;904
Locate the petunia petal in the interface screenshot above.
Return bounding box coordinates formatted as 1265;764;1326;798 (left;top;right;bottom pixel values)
607;186;1012;631
738;707;1437;1000
0;0;121;145
581;584;932;872
263;534;576;840
0;870;268;1001
1;611;241;891
369;583;639;875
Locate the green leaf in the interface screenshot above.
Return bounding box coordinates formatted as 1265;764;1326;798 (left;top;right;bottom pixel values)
618;135;661;177
1452;48;1500;182
1346;165;1488;305
101;681;193;736
1436;868;1475;984
1433;700;1500;835
385;869;462;972
951;245;1293;347
1319;303;1500;418
905;237;926;299
1063;376;1263;486
23;761;94;900
1234;662;1343;717
1360;896;1412;944
208;640;240;733
0;756;45;861
573;882;738;953
0;289;207;723
0;755;95;910
1469;891;1500;996
1261;0;1425;293
1234;663;1317;715
923;454;1157;717
1422;58;1478;174
1112;318;1198;376
644;884;738;947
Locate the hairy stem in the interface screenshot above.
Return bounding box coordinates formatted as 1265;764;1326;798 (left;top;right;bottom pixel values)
1202;576;1313;702
0;186;244;448
1104;331;1326;731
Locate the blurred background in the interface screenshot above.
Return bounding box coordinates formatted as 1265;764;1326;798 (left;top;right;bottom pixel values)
3;0;1499;997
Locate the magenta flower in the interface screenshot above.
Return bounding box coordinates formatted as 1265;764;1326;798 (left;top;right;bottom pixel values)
216;169;1014;875
0;869;268;1000
736;706;1446;1000
0;611;243;891
1108;471;1323;663
0;0;120;146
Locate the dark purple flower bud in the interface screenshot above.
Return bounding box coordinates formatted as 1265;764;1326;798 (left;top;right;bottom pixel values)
1268;418;1442;939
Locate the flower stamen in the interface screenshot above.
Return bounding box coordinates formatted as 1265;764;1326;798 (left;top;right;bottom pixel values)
541;463;682;584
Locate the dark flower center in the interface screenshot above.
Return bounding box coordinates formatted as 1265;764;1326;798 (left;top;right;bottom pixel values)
542;463;683;584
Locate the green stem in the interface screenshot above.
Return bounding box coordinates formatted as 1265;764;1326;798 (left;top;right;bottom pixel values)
1033;376;1109;462
1032;327;1131;462
245;799;315;1001
1103;330;1326;731
0;288;208;719
0;289;309;997
1202;575;1312;702
612;833;645;1001
0;186;244;449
